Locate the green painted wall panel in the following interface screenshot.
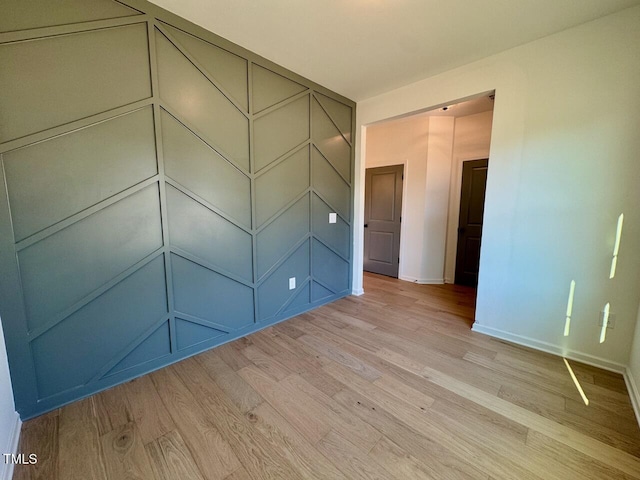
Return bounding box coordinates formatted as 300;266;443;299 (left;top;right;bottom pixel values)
161;24;249;112
312;239;350;294
256;194;310;279
312;147;351;219
166;185;253;281
258;240;310;321
252;64;307;114
155;29;250;171
0;23;151;143
175;318;226;351
0;0;139;33
18;184;163;332
105;321;171;377
285;282;311;314
4;107;158;241
254;95;310;171
314;92;353;143
161;109;251;227
312;193;350;259
0;0;355;419
312;97;352;183
31;255;167;399
171;254;254;331
255;146;310;226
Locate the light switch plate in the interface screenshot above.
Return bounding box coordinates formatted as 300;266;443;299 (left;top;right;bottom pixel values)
289;277;296;290
329;212;337;224
598;311;616;329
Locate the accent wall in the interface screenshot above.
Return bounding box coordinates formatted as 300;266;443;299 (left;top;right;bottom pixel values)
0;0;355;419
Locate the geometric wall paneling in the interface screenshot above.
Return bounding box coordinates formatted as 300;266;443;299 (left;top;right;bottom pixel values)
252;63;308;114
171;254;254;331
256;194;310;279
104;321;171;377
312;96;351;182
0;0;355;419
258;240;310;321
161;109;251;228
159;23;249;112
166;185;253;282
175;318;227;352
314;92;353;143
255;145;310;226
30;255;168;400
155;29;250;171
312;239;349;294
284;281;311;315
312;281;335;302
312;147;350;220
0;0;140;33
254;95;310;171
4;106;158;241
312;193;350;259
18;184;163;332
0;23;151;143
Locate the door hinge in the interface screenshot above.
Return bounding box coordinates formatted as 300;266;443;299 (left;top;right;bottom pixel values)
400;216;402;223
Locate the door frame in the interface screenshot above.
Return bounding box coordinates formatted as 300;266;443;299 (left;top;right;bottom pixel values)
353;90;496;297
444;156;490;284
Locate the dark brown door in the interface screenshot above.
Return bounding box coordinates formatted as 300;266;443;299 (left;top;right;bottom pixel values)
455;159;489;286
364;165;403;277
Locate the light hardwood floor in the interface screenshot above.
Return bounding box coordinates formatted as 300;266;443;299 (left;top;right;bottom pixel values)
13;272;640;479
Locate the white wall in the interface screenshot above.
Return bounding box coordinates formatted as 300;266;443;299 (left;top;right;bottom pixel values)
422;117;454;283
444;111;494;283
0;317;20;480
354;6;640;368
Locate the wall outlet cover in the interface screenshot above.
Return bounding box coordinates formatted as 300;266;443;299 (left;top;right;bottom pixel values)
598;311;616;329
329;212;337;224
289;277;296;290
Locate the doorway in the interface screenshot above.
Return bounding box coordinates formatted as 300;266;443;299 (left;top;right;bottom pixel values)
454;158;489;286
358;92;495;296
363;164;404;277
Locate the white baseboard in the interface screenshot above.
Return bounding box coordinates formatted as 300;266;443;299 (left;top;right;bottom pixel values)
444;277;454;284
471;323;627;374
398;276;444;285
625;368;640;428
351;288;365;296
1;411;21;480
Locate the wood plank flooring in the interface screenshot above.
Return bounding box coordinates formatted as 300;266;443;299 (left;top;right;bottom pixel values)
13;272;640;479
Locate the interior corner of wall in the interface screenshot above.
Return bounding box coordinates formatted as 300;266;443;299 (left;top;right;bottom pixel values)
625;366;640;428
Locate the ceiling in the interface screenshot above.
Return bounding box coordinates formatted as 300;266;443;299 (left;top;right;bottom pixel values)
149;0;640;101
418;95;494;119
372;94;494;129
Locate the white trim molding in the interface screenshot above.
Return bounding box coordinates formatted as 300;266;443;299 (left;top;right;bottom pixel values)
1;411;21;480
399;276;444;285
351;288;365;296
471;323;627;373
625;367;640;428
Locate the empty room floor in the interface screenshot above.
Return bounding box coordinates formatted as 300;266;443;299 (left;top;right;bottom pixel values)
13;273;640;480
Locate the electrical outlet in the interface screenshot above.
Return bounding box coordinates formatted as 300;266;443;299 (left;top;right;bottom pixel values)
598;311;616;329
289;277;296;290
329;212;337;224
